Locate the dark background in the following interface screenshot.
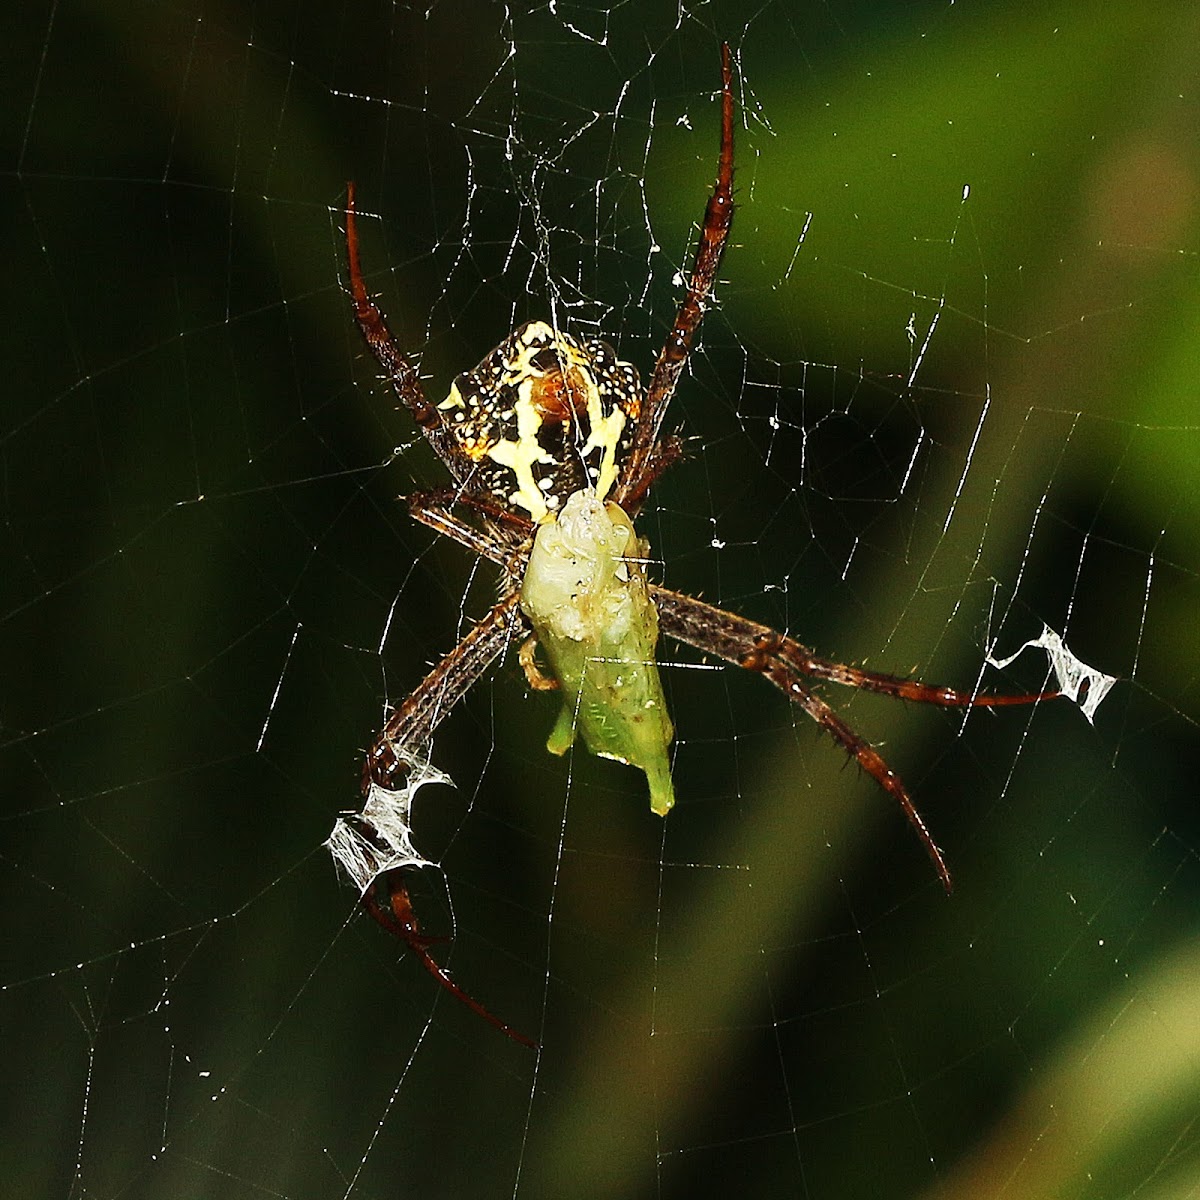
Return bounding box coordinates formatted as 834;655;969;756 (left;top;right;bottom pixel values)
4;1;1200;1197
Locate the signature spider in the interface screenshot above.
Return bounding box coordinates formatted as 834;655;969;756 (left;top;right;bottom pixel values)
330;45;1059;1048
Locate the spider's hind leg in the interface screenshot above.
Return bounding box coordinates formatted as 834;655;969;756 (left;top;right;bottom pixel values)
613;42;736;511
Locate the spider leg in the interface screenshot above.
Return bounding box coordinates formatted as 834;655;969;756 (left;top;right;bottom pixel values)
362;593;524;794
656;585;950;889
650;587;1060;708
405;490;534;570
614;43;735;512
652;585;1060;891
352;593;536;1046
519;633;559;691
617;434;687;516
771;637;1059;707
344;183;467;483
364;868;538;1050
739;643;953;892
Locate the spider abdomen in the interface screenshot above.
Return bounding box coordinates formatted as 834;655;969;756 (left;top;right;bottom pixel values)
438;321;642;523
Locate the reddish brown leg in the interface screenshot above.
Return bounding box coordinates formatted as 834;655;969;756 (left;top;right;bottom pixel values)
738;641;954;892
652;584;1060;891
364;869;537;1049
362;595;523;795
614;43;735;511
344;183;467;482
405;490;535;570
772;635;1059;708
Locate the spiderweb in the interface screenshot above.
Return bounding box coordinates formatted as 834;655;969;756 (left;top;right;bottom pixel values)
5;2;1200;1197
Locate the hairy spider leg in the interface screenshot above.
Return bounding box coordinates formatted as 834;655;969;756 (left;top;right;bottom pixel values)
363;868;537;1050
614;41;735;514
361;595;523;795
345;182;467;482
651;585;1060;892
403;490;535;566
357;595;536;1047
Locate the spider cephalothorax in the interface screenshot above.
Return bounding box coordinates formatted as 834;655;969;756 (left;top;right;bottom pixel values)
327;44;1059;1049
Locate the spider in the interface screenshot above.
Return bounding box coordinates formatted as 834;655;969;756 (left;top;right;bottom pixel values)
330;45;1058;1049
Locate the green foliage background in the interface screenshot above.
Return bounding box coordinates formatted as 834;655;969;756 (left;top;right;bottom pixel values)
3;2;1199;1197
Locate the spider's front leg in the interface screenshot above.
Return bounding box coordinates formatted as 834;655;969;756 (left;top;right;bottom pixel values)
329;593;538;1048
360;594;524;794
652;585;1060;891
363;866;537;1049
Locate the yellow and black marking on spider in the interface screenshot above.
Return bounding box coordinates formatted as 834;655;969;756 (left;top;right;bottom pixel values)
437;320;641;523
331;43;1061;1048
